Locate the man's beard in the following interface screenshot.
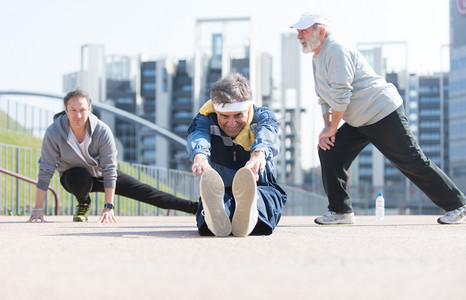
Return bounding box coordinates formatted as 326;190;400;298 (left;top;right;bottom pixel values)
300;31;321;53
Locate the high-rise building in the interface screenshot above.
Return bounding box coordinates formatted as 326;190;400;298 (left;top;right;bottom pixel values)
355;47;448;213
139;58;175;168
279;32;304;185
104;55;138;163
449;0;466;190
80;44;106;103
62;44;106;102
417;74;450;172
171;59;194;169
63;24;275;173
193;17;256;112
62;71;80;93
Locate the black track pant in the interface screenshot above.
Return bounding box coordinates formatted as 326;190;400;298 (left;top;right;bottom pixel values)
318;105;466;213
60;167;198;214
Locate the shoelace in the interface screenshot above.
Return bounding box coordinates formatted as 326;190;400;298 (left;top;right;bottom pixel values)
446;207;466;220
324;211;341;220
77;204;89;215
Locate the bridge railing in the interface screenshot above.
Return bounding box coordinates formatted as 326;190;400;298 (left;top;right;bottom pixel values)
1;92;444;217
0;142;331;217
0;93;58;138
0;142;199;216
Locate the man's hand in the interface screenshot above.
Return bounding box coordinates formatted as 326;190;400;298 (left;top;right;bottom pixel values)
318;126;337;150
27;209;46;223
245;150;266;181
98;208;118;223
318;110;344;151
192;153;211;177
27;188;47;223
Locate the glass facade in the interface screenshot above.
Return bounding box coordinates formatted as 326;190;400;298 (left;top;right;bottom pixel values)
449;0;466;189
171;59;194;169
417;75;449;172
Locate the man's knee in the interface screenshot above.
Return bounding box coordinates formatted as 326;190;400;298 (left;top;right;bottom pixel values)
61;167;93;193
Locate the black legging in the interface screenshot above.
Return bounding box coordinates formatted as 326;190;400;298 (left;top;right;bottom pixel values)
60;167;197;214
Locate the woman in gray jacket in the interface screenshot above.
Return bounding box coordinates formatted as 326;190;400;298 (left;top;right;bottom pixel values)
28;89;197;223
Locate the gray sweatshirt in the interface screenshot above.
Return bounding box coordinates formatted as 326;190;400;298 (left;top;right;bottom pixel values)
312;35;403;127
37;113;117;191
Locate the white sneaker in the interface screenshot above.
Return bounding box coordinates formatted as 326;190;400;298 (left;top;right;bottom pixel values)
200;169;231;237
437;204;466;224
232;167;258;237
315;211;355;225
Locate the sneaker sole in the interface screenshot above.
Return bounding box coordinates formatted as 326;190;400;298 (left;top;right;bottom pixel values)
232;168;257;237
437;215;466;224
200;169;231;237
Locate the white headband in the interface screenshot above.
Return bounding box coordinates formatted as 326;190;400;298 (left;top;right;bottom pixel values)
213;101;251;112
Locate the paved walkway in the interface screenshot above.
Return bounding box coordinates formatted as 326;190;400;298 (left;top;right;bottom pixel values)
1;215;465;300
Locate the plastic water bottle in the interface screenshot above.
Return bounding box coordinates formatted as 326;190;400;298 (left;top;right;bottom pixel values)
376;192;385;221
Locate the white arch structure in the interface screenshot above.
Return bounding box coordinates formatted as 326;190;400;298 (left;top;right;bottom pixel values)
0;91;187;147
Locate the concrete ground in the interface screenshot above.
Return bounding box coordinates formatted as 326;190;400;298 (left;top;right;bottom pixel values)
0;215;465;300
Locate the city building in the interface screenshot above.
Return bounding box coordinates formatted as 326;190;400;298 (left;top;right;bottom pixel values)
171;59;194;169
417;74;450;172
80;44;106;103
193;17;256;111
449;0;466;190
279;32;304;185
354;45;448;213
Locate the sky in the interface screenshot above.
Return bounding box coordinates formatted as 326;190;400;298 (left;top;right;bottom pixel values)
0;0;450;168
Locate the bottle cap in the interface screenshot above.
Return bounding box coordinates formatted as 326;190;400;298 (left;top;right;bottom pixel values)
378;192;383;196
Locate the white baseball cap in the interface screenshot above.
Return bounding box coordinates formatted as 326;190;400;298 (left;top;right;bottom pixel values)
290;14;329;30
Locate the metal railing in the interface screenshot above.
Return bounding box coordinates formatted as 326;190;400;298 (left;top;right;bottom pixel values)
0;90;456;217
282;185;328;216
0;93;330;217
0;142;330;217
0;167;59;215
0;143;198;216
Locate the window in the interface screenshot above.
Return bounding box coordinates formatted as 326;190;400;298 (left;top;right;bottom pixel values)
419;132;440;140
182;85;192;92
143;83;156;90
142;136;156;145
176;97;191;104
174;111;192;118
419;109;440;116
419;96;439;104
117;97;133;104
143;150;156;158
143;69;156;77
174;124;189;132
419;121;440;128
359;168;372;176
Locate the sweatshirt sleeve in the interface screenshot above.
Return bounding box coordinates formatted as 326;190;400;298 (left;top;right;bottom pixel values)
37;129;60;191
96;122;118;189
187;113;212;161
313;60;333;116
251;107;280;160
325;45;355;112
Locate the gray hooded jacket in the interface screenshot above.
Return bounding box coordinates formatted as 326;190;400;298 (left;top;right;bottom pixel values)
37;113;117;191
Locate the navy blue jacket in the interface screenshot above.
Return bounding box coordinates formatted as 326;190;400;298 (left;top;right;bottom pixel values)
187;105;281;190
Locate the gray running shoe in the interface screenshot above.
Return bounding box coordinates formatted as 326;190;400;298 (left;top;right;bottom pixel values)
437;204;466;224
315;211;355;225
200;169;231;237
